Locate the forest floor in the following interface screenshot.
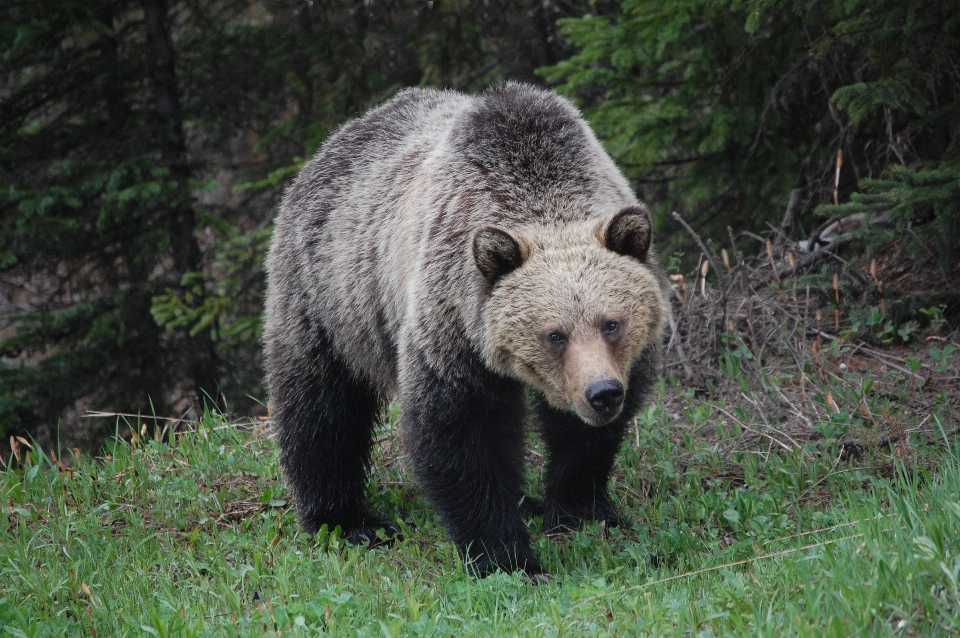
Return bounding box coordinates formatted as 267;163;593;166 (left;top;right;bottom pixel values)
1;341;958;635
2;234;960;636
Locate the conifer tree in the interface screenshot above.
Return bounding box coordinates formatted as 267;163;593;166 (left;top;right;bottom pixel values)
0;0;219;441
542;0;960;269
1;0;597;444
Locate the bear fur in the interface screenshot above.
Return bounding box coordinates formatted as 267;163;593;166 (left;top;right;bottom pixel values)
264;83;667;578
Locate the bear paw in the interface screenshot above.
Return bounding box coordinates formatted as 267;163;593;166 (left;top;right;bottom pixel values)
518;495;545;517
463;544;547;580
342;518;403;548
543;499;623;535
526;572;555;586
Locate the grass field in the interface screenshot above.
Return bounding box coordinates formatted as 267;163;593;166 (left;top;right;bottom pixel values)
2;353;959;637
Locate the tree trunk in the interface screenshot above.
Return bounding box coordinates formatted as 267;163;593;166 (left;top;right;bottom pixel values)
141;0;219;405
294;3;315;131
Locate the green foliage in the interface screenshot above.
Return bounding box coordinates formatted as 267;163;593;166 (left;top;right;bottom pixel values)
816;0;960;269
0;0;222;439
542;0;960;268
542;0;820;248
819;162;960;271
152;223;271;346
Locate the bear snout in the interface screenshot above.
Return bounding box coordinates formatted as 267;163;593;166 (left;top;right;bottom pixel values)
584;379;625;416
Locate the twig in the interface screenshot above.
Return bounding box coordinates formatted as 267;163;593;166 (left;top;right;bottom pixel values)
83;411;187;422
712;404;796;455
671;211;728;287
759;516;882;549
737;394;813;457
832;148;843;206
753;248;826;288
765;240;781;286
727;226;744;272
799;444;846;502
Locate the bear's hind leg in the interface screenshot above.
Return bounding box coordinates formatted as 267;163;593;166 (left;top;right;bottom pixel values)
269;334;399;545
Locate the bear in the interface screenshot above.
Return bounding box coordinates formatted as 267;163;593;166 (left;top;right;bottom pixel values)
263;83;667;579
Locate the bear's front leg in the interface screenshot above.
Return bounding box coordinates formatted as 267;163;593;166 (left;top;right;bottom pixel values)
401;352;545;578
537;400;628;533
536;351;658;534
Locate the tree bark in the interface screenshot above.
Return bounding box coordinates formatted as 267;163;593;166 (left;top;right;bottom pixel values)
294;3;315;131
141;0;219;404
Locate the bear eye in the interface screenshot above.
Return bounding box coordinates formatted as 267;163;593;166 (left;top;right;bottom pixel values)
547;331;567;345
602;320;621;336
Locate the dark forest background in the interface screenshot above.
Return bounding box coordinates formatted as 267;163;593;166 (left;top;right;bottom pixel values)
2;0;958;449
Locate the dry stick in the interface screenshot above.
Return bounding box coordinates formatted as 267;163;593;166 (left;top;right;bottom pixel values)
767;373;813;428
772;188;800;254
745;293;762;365
84;410;185;422
788;252;798;299
727;226;744;271
765;240;781;286
925;335;960;349
869;259;886;317
813;310;827;381
795;336;811;420
739;229;770;245
760;516;885;549
672;211;727;288
754;248;825;288
727;226;753;323
737;394;813;457
833;148;843;206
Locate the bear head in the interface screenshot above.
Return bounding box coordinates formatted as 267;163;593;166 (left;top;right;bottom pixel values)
474;205;666;426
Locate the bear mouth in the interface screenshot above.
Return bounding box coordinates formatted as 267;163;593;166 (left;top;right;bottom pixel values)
573;402;623;427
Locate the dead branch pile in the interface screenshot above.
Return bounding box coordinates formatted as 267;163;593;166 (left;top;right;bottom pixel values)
662;212;959;462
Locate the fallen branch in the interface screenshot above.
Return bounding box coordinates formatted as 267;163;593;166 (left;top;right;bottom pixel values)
772;188;800;253
807;330;924;380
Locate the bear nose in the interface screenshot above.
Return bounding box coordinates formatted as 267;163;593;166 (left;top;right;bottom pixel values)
585;379;624;413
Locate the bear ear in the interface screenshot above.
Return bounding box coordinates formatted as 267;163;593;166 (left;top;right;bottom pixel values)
603;204;652;262
473;227;524;285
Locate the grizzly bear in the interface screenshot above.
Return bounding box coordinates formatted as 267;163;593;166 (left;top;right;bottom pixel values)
264;83;667;578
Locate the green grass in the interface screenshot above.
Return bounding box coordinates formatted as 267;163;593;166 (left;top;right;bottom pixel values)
2;380;959;636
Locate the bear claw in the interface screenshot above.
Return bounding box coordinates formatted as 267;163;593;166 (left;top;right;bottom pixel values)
342;520;403;548
526;572;555;585
543;500;623;535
